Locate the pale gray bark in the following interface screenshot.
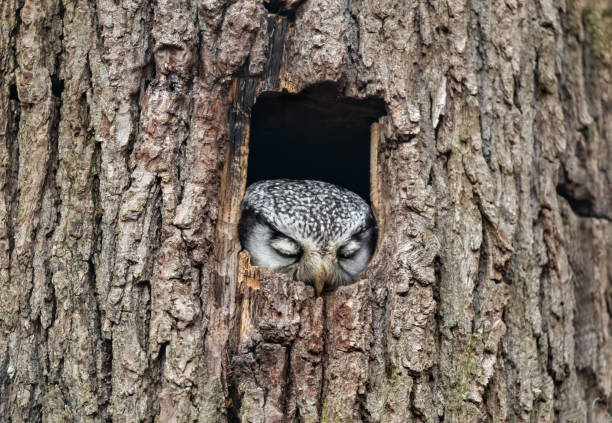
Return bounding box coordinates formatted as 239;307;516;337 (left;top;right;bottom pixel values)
0;0;610;422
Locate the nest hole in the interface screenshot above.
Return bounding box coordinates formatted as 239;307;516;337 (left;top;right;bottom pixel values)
247;84;386;202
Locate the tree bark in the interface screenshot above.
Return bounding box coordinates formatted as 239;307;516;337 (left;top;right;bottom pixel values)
0;0;610;422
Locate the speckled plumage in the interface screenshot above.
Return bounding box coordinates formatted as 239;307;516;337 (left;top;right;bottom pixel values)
238;179;377;295
242;179;372;244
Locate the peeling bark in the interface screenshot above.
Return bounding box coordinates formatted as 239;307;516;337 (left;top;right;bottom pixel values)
0;0;610;422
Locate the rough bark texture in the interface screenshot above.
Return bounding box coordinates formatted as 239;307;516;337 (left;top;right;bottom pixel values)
0;0;610;422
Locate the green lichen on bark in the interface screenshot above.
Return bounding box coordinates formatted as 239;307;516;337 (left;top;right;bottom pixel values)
584;9;606;57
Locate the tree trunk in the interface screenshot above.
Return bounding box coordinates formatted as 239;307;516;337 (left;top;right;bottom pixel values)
0;0;610;422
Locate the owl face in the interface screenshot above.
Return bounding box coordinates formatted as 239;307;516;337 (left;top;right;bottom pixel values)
238;179;377;295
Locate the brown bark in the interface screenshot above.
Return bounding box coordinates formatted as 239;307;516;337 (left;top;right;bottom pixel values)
0;0;610;422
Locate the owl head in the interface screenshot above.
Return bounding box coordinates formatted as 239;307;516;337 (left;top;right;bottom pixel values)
238;179;377;295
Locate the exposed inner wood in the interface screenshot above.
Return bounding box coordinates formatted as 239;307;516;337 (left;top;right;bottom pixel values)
238;251;263;290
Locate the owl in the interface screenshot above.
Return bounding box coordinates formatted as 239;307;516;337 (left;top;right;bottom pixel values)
238;179;377;295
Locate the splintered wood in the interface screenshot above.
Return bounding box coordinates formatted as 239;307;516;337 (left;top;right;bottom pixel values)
238;251;263;289
236;251;263;340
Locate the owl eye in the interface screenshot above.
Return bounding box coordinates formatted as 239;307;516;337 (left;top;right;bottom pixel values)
270;236;302;258
337;240;361;259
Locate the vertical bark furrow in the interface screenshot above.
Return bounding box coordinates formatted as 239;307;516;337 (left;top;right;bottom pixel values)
42;0;112;419
86;0;155;420
320;282;371;423
0;11;20;417
3;0;64;420
89;0;153;347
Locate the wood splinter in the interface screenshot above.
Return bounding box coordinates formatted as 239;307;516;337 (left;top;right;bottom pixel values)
238;251;263;289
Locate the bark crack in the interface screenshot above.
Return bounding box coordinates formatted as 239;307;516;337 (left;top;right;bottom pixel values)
281;340;293;421
3;0;22;278
556;183;612;222
317;296;329;422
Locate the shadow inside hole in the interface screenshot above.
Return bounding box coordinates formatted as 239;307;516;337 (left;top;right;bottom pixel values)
247;84;386;201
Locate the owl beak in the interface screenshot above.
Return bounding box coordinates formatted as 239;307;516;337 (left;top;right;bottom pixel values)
312;269;327;296
302;251;334;296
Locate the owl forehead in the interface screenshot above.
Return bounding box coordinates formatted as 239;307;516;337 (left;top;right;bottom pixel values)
243;180;371;245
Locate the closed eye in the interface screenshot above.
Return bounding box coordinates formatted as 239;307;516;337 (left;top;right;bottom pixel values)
270;236;302;258
337;240;361;259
